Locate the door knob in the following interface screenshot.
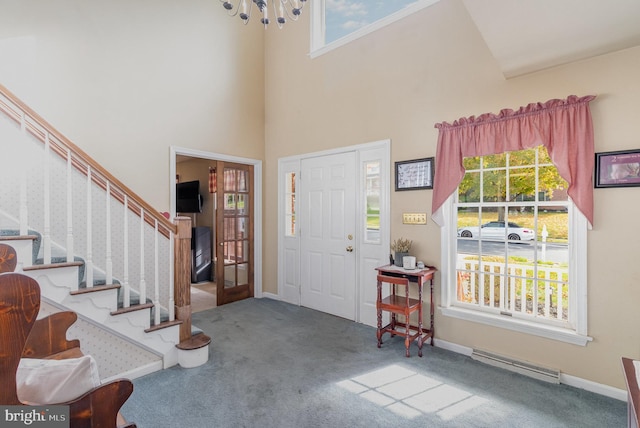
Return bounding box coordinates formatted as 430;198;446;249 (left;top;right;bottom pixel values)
346;246;354;252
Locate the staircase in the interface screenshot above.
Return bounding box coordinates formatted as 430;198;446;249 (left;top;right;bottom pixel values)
0;83;210;376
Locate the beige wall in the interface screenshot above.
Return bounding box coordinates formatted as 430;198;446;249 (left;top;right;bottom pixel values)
0;0;265;211
264;0;640;389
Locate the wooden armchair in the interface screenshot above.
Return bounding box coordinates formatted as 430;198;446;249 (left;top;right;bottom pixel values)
0;271;136;428
0;242;17;273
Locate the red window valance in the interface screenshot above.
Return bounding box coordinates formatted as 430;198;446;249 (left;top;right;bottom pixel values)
431;95;596;228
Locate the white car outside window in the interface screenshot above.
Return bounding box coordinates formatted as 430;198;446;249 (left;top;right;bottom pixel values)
457;221;535;241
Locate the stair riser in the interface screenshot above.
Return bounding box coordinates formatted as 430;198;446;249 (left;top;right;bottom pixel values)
0;239;34;268
22;267;80;301
105;315;180;360
106;308;152;331
64;290;121;323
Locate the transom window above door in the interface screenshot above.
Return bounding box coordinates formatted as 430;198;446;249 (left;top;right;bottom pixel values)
311;0;440;56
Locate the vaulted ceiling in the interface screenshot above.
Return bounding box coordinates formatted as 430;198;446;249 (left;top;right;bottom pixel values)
461;0;640;77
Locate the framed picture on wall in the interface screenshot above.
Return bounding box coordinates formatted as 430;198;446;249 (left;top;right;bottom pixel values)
594;149;640;188
395;157;434;191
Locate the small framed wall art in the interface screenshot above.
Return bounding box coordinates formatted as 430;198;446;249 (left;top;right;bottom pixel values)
395;157;434;191
594;149;640;188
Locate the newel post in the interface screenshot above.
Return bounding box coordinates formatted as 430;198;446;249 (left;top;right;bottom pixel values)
173;216;192;342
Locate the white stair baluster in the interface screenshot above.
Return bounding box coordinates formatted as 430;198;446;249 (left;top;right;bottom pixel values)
43;133;51;264
85;166;93;288
154;219;160;325
66;149;74;262
123;195;130;308
19;112;28;236
105;182;112;284
18;169;28;237
139;207;146;305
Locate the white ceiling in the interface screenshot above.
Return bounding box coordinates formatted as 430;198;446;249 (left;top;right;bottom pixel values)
461;0;640;78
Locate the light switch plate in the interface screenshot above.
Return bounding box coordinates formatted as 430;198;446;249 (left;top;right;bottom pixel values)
402;213;427;225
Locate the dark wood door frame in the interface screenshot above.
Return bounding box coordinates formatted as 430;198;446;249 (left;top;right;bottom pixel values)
171;148;262;307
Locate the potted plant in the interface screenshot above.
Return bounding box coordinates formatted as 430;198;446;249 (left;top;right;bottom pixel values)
390;238;412;267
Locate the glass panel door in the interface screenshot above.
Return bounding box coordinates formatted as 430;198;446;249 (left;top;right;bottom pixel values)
216;161;254;305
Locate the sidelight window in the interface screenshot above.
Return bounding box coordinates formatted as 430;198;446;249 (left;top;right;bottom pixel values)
285;172;296;237
364;161;381;243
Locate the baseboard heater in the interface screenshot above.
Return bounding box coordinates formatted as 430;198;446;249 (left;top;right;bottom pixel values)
471;349;560;384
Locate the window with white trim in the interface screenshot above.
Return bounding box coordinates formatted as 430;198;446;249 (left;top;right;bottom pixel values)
311;0;441;56
285;172;296;237
442;146;590;345
364;161;381;242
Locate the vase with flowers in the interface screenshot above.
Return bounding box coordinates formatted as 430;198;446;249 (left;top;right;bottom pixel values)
390;238;412;267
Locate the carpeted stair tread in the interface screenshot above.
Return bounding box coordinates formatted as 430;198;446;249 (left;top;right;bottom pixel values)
23;260;84;270
115;288;170;325
150;305;171;325
144;319;183;333
79;278;121;288
35;255;85;284
70;283;121;295
111;302;154;316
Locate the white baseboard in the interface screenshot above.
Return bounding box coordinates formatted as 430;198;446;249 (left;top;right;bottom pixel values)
261;292;280;301
432;338;473;356
432;338;626;401
560;373;626;401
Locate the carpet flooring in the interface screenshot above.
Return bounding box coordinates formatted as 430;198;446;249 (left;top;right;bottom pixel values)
121;298;626;428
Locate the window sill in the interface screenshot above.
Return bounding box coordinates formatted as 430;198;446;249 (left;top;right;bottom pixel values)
440;306;592;346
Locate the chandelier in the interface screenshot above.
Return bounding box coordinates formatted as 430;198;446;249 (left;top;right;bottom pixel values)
220;0;307;29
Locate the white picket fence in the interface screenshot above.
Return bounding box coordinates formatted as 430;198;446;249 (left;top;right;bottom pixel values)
456;257;568;320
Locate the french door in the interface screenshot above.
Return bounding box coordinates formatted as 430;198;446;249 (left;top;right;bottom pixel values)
214;161;254;305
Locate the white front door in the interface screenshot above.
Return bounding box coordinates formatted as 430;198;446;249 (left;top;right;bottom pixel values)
300;152;356;320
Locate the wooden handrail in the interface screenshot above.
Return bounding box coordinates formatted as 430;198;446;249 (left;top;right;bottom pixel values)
0;83;176;236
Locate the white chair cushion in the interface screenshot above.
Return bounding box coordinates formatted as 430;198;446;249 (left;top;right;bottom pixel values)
16;355;101;405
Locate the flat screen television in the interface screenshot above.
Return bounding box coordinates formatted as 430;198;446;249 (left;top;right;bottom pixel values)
176;180;202;213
